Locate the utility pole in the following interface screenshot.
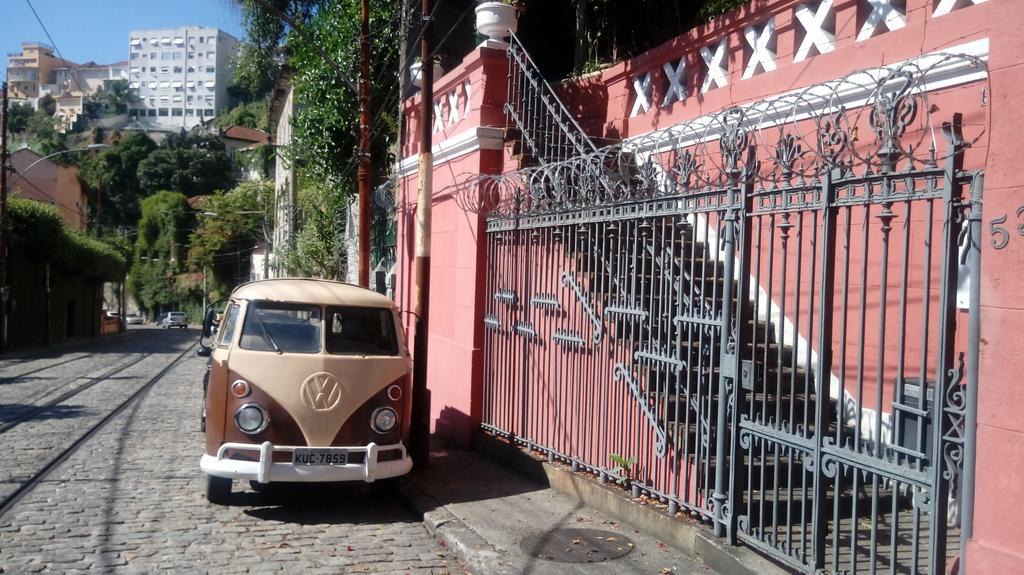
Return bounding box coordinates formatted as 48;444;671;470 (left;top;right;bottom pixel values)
0;82;9;354
357;0;373;287
409;0;433;468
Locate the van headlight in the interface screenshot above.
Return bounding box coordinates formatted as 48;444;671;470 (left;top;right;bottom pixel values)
235;403;269;434
371;407;398;433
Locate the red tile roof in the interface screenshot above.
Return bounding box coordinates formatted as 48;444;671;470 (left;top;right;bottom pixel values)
222;125;270;143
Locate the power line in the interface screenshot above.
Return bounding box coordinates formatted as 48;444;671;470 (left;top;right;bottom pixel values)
23;0;85;95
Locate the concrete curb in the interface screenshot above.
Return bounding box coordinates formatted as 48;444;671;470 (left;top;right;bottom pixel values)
471;433;790;575
398;478;519;575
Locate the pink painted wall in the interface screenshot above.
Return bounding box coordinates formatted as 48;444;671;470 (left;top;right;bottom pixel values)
963;0;1024;571
396;46;507;446
396;0;1024;569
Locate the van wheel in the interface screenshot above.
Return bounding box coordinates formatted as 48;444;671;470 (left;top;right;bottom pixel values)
371;478;400;497
206;475;231;504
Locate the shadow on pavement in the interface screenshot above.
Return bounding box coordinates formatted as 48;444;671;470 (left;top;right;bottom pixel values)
0;403;91;424
238;483;419;525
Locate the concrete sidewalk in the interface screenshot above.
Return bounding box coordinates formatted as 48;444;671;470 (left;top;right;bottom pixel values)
398;446;718;575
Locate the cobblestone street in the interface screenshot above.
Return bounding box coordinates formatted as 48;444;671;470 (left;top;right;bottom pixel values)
0;329;461;574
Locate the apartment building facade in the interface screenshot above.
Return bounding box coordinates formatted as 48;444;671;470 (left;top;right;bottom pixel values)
5;42;61;100
126;26;239;131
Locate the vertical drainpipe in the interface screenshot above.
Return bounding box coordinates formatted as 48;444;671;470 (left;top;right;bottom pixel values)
960;173;983;574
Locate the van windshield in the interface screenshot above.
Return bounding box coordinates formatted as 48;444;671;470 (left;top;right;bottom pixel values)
326;306;399;356
240;302;322;354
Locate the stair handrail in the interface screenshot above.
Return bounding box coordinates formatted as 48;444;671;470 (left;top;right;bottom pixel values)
506;30;598;163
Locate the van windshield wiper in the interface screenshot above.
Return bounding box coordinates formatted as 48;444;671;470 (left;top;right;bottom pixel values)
252;308;283;354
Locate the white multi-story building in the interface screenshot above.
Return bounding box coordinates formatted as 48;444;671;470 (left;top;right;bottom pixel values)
126;26;239;131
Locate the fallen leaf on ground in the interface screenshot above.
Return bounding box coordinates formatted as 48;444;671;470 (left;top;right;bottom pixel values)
571;538;581;544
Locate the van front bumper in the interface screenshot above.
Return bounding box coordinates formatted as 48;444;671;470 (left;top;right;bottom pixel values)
200;441;412;484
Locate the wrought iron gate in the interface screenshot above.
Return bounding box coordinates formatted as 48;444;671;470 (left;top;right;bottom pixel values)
467;52;985;574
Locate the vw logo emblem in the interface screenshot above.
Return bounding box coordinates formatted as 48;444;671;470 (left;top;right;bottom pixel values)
300;372;342;411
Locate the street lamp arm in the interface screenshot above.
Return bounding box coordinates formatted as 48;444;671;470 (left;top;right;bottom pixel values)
7;144;109;187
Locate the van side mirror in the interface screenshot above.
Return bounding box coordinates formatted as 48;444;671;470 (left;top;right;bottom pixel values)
202;307;219;339
197;345;212;358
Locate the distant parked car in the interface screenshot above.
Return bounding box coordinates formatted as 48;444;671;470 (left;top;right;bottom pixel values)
161;311;188;329
125;313;144;325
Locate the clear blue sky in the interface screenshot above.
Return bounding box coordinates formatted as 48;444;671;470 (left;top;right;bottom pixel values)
1;0;246;75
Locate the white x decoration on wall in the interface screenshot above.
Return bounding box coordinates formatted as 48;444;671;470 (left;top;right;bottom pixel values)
662;57;686;108
433;100;445;133
857;0;906;41
448;89;460;127
794;0;835;62
463;80;472;120
743;18;776;80
934;0;987;17
630;71;653;117
701;39;728;93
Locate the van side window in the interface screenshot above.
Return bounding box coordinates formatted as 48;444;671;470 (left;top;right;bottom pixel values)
217;304;240;348
326;306;399;356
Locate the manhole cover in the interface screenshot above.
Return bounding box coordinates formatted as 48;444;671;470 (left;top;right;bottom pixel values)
520;528;635;563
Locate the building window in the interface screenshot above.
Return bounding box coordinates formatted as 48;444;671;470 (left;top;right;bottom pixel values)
147;108;156;117
131;53;140;60
188;52;195;59
173;52;183;60
187;95;193;102
198;36;205;43
150;66;156;73
206;52;215;59
204;109;214;117
158;108;169;116
172;108;183;116
186;109;194;116
161;52;172;61
205;66;214;73
160;67;169;73
150;52;156;59
187;66;195;73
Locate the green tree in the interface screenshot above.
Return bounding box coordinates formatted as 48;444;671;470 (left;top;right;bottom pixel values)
136;131;233;197
215;100;269;131
78;131;158;230
24;110;66;158
229;42;279;103
129;191;193;315
188;180;274;300
5;102;34;134
275;181;348;279
91;80;132;115
238;0;399;281
37;93;56;116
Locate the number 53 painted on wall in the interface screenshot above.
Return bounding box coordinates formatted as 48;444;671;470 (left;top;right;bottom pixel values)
989;206;1024;250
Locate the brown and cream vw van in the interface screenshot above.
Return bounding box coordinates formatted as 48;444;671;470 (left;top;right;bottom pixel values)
198;278;412;503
